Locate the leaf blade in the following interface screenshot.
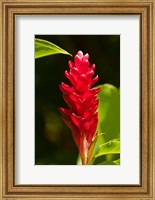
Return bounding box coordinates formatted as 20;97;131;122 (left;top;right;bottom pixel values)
97;84;120;142
92;138;120;165
94;139;120;158
35;38;72;59
113;159;120;165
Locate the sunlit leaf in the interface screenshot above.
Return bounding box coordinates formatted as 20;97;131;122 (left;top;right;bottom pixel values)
92;84;120;163
113;159;120;165
95;139;120;158
35;38;72;59
76;154;82;165
92;139;120;165
97;84;120;142
96;160;116;165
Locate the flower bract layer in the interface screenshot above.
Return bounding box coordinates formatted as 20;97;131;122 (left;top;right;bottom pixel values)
60;51;100;164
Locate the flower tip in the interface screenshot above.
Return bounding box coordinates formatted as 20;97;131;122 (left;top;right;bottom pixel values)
98;87;101;93
84;53;89;59
59;81;65;87
59;107;66;116
64;70;69;77
94;75;99;80
59;82;67;91
68;60;74;69
59;107;64;112
91;64;96;70
77;50;83;58
59;81;63;86
59;83;63;91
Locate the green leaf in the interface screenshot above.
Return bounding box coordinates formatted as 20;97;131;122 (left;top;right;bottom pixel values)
92;139;120;165
97;84;120;142
96;160;117;165
113;159;120;165
76;154;82;165
35;38;72;59
95;139;120;158
96;159;120;165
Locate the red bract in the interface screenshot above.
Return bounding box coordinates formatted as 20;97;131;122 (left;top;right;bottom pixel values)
59;51;100;165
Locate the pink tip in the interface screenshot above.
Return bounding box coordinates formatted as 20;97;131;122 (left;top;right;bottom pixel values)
77;51;83;58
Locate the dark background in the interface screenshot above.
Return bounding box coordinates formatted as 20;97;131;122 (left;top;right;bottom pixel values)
35;35;120;165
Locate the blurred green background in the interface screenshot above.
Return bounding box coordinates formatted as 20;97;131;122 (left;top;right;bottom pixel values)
35;35;120;165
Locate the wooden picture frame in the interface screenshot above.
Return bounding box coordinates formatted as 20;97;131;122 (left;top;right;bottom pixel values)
0;0;155;199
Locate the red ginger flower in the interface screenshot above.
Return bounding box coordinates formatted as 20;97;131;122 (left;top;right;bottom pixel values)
59;51;100;165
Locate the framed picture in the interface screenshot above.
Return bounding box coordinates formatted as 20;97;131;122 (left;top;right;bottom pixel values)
34;34;120;167
0;0;155;199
